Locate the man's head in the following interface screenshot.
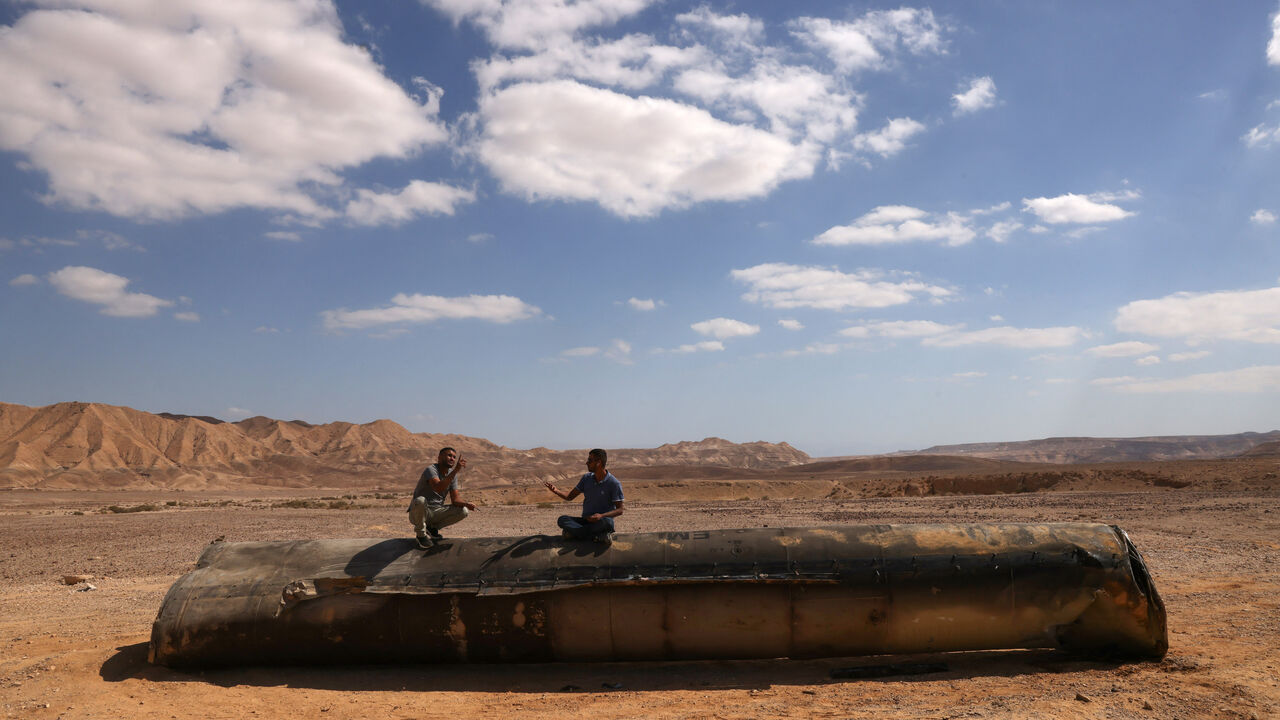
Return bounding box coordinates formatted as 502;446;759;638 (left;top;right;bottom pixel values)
586;448;607;474
437;447;458;467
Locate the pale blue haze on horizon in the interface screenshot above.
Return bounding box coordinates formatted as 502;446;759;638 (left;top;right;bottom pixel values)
2;1;1279;457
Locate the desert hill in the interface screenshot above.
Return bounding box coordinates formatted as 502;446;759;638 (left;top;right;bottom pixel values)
912;431;1280;464
0;401;808;491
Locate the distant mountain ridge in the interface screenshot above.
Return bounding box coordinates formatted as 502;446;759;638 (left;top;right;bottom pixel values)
912;431;1280;464
0;401;809;490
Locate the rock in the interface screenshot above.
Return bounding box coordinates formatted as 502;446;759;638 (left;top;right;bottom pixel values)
77;583;96;592
1075;693;1091;703
62;574;93;585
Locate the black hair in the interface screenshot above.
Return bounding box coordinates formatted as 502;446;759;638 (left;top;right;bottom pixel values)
588;448;607;466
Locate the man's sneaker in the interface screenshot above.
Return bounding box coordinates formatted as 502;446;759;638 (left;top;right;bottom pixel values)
561;529;573;540
426;527;443;541
415;535;434;550
593;532;614;546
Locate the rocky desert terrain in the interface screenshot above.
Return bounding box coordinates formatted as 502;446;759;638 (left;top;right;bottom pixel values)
0;401;1277;719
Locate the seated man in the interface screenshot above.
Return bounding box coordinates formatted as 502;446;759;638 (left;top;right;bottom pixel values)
408;447;476;549
543;448;624;544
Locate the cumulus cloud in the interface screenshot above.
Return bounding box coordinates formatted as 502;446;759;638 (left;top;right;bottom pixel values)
1022;192;1137;224
1169;350;1211;362
778;318;804;330
732;263;952;310
345;181;476;226
840;320;962;339
264;231;303;242
1251;209;1277;225
790;10;947;74
10;274;39;286
322;293;541;331
1114;286;1280;344
1135;355;1161;366
0;0;448;221
691;317;760;340
474;80;815;217
952;76;996;115
47;265;172;317
561;346;600;357
675;6;764;48
852;117;926;158
1244;124;1280;148
560;339;632;363
666;340;724;354
1270;9;1280;65
920;325;1084;349
1084;341;1160;358
987;220;1023;243
1100;365;1280;393
174;311;200;322
422;0;652;51
814;205;975;247
627;297;658;311
782;342;840;357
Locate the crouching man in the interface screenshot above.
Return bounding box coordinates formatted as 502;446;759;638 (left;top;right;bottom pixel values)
543;448;624;545
408;447;476;549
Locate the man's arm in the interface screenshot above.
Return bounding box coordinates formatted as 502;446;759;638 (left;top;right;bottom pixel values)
448;486;477;511
586;500;623;524
428;457;467;494
543;480;581;501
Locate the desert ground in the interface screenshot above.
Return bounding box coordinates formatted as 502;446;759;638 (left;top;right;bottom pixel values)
1;467;1277;720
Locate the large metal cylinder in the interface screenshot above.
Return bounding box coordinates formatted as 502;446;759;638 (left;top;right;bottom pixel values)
149;523;1167;667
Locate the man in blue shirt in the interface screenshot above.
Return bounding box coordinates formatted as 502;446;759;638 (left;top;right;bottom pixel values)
544;448;624;545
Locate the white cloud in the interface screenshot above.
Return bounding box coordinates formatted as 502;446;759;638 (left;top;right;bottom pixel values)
422;0;653;51
921;325;1085;349
1169;350;1211;362
47;265;173;317
264;231;303;242
732;263;952;311
1114;286;1280;344
561;346;600;357
322;293;541;331
840;320;962;339
254;326;280;334
474;80;816;217
852;117;926;158
672;59;859;144
345;181;476;226
987;220;1022;243
1251;209;1277;225
782;342;840;357
10;273;39;286
558;339;632;364
814;205;975;247
667;340;724;354
1022;192;1136;224
790;10;946;74
0;1;448;220
473;32;706;93
675;6;764;48
1101;365;1280;393
952;76;996;115
1270;9;1280;65
1244;123;1280;148
174;311;200;322
466;233;494;243
627;297;658;311
1084;341;1159;358
953;371;987;378
1135;355;1161;366
778;318;804;330
692;317;760;340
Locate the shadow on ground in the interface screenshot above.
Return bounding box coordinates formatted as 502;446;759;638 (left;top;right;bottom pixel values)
102;646;1131;693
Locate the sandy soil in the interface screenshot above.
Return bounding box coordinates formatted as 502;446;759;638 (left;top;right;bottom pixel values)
1;481;1278;720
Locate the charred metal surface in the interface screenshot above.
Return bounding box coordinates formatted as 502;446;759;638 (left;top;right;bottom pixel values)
149;523;1167;667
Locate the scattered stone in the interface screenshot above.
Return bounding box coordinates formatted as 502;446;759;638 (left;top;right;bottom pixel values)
61;575;92;585
1075;692;1092;703
1143;700;1154;710
77;584;96;592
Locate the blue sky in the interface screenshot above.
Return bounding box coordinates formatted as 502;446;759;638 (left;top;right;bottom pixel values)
2;1;1279;457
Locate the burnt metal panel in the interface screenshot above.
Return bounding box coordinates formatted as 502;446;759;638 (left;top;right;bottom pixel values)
149;523;1167;667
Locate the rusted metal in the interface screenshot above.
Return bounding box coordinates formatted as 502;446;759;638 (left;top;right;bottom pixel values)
148;523;1167;667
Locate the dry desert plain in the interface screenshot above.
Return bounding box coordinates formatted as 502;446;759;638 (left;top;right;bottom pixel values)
1;458;1278;720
